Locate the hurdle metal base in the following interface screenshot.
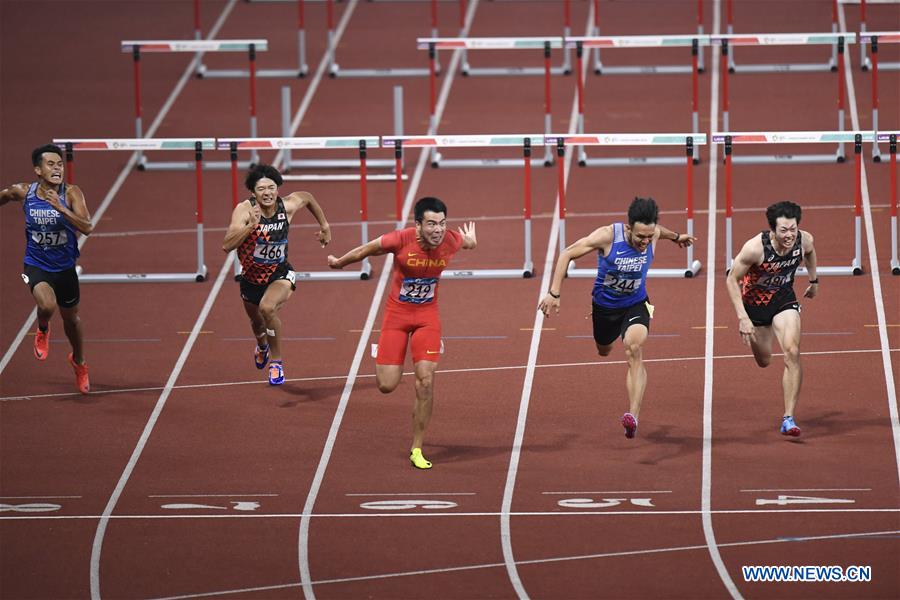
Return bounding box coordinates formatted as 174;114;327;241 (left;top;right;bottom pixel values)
578;156;690;167
730;151;844;165
139;159;256;171
284;158;396;169
567;262;702;279
79;269;208;283
461;65;571;77
196;67;308;79
431;156;553;169
593;65;696;75
442;265;534;279
728;60;837;74
282;173;409;181
798;265;863;277
329;65;433;78
291;266;373;281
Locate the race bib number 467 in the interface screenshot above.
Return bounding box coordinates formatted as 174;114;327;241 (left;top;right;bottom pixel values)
399;277;438;304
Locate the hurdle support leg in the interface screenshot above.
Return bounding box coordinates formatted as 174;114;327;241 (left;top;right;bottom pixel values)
871;38;882;161
890;135;899;274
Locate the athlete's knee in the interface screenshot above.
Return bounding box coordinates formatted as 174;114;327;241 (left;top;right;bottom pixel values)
596;343;613;357
376;372;401;394
752;350;771;368
782;343;801;366
258;300;279;322
414;372;434;393
624;341;643;362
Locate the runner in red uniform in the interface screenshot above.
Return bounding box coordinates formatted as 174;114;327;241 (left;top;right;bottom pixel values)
328;197;477;469
726;201;819;437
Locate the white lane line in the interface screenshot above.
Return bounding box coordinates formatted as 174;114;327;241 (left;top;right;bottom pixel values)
703;2;741;599
740;488;872;493
838;1;900;495
146;528;900;600
4;346;897;403
500;6;597;598
295;2;478;598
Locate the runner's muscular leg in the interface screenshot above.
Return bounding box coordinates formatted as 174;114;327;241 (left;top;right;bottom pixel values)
258;280;293;361
749;325;775;368
32;282;57;330
411;359;438;451
622;323;649;417
58;305;85;364
242;300;268;348
772;309;803;417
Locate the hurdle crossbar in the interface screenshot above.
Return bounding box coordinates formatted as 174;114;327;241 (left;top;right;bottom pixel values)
860;33;900;160
460;0;572;76
725;0;840;72
712;33;855;164
713;130;874;276
380;134;539;279
589;0;706;74
419;37;561;167
219;136;380;281
853;0;900;70
568;36;704;166
546;133;705;278
883;133;900;274
121;40;267;170
194;0;308;78
51;138;216;283
327;0;440;78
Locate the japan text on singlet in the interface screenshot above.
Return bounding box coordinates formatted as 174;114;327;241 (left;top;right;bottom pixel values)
381;227;463;309
237;197;289;285
741;230;803;306
592;222;653;309
23;183;79;272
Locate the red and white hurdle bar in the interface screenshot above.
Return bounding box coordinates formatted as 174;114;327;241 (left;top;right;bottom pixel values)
589;0;706;74
713;33;855;164
419;37;560;167
549;133;704;278
121;40;266;170
220;136;380;281
860;32;900;160
51;138;215;283
381;134;539;279
193;0;307;78
725;0;840;72
569;36;704;166
715;130;875;276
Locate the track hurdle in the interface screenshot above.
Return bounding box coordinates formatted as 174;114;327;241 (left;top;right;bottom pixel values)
589;0;706;74
460;0;572;76
121;40;266;170
327;0;440;77
194;0;308;78
381;134;538;278
219;136;379;281
853;0;900;70
569;36;703;166
547;133;704;278
419;37;560;167
713;33;854;164
860;32;900;160
725;0;839;72
51;138;215;283
714;130;873;276
885;133;899;274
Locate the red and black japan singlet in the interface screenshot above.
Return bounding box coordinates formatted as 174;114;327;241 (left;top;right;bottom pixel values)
237;197;289;285
741;230;803;307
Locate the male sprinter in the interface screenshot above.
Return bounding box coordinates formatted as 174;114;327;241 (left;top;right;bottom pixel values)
538;197;694;438
0;144;93;393
222;164;331;385
726;201;818;437
328;197;477;469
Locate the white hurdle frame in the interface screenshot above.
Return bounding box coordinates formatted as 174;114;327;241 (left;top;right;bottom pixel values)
327;0;440;78
569;36;704;166
52;138;215;283
883;132;900;274
860;33;900;160
713;33;854;164
194;0;308;78
589;0;706;74
381;134;538;279
419;37;559;167
548;133;704;279
121;40;266;170
852;0;900;70
220;136;378;281
714;130;873;276
725;0;840;72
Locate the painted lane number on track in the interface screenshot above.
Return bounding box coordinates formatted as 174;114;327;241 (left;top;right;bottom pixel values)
755;495;855;506
557;498;655;509
161;501;261;511
359;500;458;511
0;503;62;513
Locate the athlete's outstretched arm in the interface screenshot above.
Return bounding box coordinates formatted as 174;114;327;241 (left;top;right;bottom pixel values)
726;237;762;345
655;224;696;249
284;191;331;247
458;221;477;249
328;236;387;269
801;230;819;299
0;183;28;207
538;225;613;318
222;201;258;252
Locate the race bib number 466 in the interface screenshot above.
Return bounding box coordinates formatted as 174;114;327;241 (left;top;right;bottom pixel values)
31;230;68;247
253;240;287;264
399;277;438;304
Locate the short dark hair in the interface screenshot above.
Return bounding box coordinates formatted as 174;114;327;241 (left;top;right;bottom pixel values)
414;196;447;222
32;144;63;167
766;201;802;229
627;196;659;227
244;164;283;191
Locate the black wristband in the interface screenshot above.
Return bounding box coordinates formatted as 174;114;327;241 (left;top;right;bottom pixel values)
672;232;681;242
548;290;560;299
808;279;819;284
